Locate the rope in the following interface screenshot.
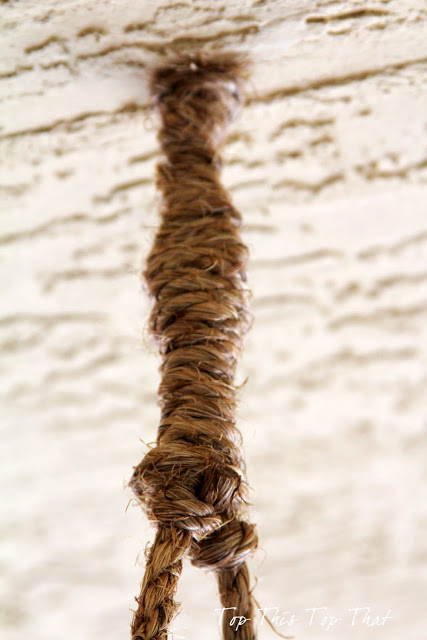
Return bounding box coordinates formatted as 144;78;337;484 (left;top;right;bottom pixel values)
130;52;258;640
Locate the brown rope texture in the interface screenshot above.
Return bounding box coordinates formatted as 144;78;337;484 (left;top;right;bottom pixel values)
130;52;258;640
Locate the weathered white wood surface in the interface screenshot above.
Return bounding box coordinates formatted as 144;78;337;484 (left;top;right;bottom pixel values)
1;1;426;638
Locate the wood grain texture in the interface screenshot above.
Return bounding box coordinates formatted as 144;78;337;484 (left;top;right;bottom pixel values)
1;1;426;639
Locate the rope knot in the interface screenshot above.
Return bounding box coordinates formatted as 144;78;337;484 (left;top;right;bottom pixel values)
130;441;247;542
192;520;258;571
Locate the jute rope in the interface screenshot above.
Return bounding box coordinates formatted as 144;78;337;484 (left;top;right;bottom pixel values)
130;52;258;640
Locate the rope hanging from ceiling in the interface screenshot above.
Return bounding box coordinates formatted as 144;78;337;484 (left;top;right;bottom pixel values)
129;52;258;640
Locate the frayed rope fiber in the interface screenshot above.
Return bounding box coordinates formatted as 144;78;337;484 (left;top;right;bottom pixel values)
130;52;258;640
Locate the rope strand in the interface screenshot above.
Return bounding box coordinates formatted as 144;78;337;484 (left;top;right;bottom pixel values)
130;51;258;640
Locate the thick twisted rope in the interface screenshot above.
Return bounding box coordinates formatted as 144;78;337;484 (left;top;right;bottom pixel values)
130;52;258;640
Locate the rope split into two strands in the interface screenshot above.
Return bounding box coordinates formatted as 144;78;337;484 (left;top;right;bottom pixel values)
129;52;258;640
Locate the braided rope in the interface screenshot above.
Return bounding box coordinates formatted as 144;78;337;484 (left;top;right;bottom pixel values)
130;52;258;640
